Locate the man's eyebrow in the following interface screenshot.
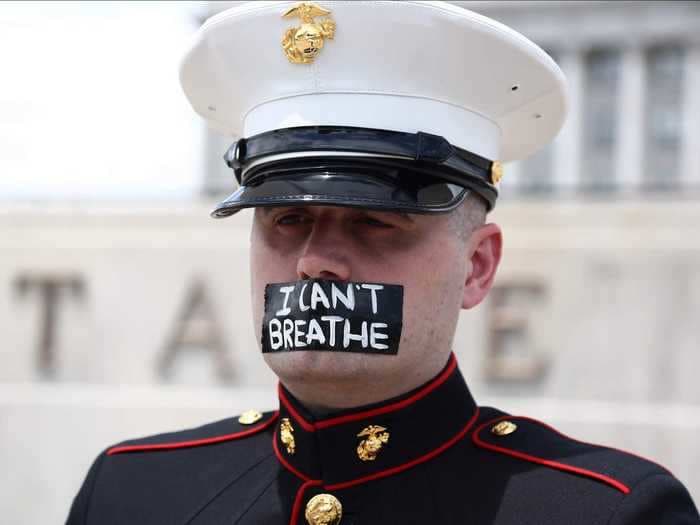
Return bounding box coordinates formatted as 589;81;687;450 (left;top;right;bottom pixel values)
260;207;294;216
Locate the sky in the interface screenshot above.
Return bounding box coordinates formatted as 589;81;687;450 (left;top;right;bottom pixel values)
0;2;211;201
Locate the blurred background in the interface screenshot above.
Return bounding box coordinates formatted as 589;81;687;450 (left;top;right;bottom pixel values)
1;1;699;522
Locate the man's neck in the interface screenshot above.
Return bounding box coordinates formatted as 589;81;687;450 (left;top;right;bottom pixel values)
279;353;452;415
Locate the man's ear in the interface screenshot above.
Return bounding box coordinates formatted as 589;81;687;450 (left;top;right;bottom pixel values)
462;223;502;310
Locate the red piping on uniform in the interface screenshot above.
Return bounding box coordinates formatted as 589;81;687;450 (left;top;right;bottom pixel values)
106;412;279;455
325;406;480;491
472;415;631;495
273;405;480;491
272;429;317;483
317;354;457;429
278;386;316;432
278;353;457;432
289;479;323;525
510;415;671;477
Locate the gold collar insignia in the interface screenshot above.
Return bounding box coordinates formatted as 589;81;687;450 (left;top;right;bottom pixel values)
280;417;296;455
356;424;390;461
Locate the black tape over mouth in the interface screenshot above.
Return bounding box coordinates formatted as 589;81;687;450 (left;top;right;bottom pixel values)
262;279;404;355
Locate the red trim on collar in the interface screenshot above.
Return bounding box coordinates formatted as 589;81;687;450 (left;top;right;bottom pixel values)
278;353;458;432
106;412;279;455
273;404;480;491
278;386;315;432
472;415;631;495
325;406;480;491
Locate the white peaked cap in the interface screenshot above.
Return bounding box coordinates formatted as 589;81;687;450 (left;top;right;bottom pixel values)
180;1;568;163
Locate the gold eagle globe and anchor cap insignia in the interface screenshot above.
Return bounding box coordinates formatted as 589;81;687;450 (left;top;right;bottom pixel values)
281;2;336;64
356;425;390;461
280;417;296;455
305;493;343;525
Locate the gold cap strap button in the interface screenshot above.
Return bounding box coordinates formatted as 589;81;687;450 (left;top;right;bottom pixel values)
238;409;263;425
490;160;504;185
491;420;518;436
305;493;342;525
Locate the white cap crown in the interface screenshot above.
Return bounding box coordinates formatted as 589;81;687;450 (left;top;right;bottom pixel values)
180;1;568;163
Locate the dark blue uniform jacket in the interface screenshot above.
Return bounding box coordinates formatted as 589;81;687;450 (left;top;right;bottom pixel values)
67;355;699;524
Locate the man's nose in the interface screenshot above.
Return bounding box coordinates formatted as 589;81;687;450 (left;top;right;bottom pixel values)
296;227;352;282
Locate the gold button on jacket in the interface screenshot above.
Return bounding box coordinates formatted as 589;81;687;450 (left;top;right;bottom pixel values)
305;493;342;525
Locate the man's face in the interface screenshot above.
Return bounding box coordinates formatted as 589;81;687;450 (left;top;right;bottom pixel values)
249;205;489;395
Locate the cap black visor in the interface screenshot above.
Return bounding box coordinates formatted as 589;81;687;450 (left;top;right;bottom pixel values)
211;157;476;218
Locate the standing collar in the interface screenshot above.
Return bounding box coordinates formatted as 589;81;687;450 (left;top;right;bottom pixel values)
273;353;479;489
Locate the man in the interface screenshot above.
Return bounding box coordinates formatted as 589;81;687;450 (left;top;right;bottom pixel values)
67;2;699;524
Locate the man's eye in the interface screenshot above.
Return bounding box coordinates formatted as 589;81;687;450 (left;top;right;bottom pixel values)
276;214;308;226
359;217;393;228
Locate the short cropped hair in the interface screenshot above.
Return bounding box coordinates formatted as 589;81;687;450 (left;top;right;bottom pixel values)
449;192;487;241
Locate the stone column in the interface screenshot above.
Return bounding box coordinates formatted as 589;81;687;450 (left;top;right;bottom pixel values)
680;42;700;189
615;45;645;192
552;48;583;195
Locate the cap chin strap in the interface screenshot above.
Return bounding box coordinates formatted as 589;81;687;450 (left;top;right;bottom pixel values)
223;126;499;210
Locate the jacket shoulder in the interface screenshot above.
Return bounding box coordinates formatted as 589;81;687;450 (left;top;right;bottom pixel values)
67;411;279;524
106;409;278;455
469;409;699;523
472;409;674;495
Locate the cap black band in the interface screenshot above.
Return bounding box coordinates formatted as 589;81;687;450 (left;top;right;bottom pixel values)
225;127;496;201
226;126;491;176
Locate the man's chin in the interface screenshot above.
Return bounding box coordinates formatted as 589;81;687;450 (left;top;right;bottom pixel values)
263;350;383;385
